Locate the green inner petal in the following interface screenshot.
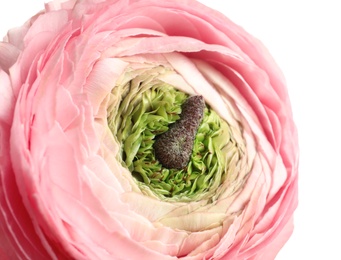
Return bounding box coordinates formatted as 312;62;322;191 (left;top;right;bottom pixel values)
108;68;237;202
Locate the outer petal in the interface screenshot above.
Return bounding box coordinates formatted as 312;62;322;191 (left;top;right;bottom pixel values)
0;42;20;73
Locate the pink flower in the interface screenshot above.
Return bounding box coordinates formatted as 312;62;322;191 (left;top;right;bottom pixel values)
0;0;298;259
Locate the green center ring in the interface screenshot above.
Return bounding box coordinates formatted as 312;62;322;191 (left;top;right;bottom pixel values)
108;72;234;202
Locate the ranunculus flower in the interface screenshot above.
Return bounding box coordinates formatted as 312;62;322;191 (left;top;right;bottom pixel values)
0;0;298;259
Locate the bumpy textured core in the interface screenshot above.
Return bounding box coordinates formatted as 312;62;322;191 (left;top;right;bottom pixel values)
153;95;205;169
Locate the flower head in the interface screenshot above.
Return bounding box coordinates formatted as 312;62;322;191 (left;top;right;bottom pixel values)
0;0;298;259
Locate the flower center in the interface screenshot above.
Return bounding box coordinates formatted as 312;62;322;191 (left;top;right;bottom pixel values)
107;67;238;201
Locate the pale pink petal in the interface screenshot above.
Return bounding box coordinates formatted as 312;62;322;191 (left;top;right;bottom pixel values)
0;43;20;72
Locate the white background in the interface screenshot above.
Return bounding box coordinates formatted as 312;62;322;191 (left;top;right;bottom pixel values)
1;1;340;259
